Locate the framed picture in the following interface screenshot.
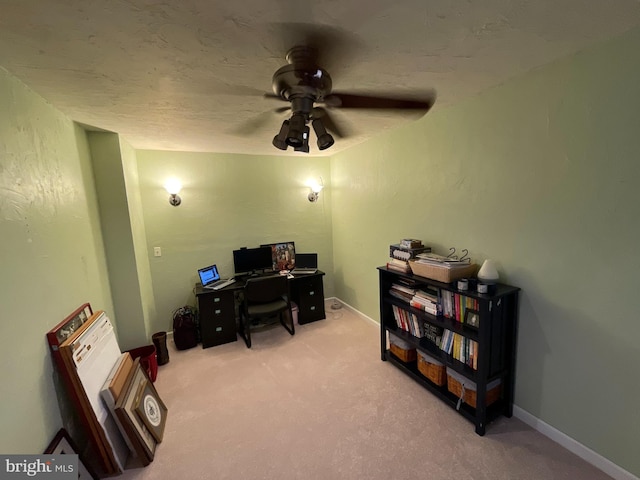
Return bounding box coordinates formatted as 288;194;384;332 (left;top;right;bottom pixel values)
134;376;168;443
261;241;296;271
47;303;93;346
464;309;480;328
114;360;156;464
44;428;98;480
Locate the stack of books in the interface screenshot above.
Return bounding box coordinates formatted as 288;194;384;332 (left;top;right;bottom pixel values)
387;257;411;273
388;282;415;302
388;238;431;272
410;287;440;315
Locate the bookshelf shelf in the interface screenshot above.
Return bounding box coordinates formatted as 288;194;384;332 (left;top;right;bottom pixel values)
378;266;520;435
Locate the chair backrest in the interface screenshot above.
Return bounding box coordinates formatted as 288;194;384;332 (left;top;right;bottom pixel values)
244;275;288;304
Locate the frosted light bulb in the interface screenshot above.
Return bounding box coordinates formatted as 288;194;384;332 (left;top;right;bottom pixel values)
164;178;182;195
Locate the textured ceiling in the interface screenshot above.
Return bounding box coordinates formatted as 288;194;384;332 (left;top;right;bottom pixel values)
1;1;640;156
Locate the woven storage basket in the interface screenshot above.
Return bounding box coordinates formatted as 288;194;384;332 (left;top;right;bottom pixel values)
409;260;477;283
417;350;446;386
446;367;501;408
389;333;417;363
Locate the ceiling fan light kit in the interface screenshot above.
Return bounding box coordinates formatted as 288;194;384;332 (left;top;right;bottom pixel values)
272;120;290;150
312;119;334;150
264;38;435;154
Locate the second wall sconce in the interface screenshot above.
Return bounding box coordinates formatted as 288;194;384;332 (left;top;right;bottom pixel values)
308;179;323;203
164;178;182;206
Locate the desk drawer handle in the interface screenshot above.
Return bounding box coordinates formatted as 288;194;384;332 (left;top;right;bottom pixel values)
309;291;315;296
310;306;316;311
214;297;221;303
216;327;222;332
214;309;221;315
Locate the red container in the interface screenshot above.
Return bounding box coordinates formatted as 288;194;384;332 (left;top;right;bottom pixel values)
127;345;158;382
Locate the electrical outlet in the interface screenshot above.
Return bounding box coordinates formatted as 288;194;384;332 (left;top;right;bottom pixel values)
154;247;162;257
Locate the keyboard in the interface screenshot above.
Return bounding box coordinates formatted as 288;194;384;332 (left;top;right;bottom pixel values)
210;278;236;290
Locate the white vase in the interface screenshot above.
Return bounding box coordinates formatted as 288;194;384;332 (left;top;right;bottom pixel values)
477;260;499;285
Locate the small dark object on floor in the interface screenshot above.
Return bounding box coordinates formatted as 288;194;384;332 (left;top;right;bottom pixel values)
153;331;170;365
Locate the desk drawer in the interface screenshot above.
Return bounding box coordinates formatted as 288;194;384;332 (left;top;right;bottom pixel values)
198;290;237;348
295;277;325;324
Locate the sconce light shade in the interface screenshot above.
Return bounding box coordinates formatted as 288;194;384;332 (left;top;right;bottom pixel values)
307;181;323;202
164;178;182;207
477;259;499;284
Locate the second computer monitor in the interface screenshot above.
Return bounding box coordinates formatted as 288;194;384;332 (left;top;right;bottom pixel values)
233;246;273;276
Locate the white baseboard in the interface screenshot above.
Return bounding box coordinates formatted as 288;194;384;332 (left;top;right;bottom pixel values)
513;406;638;480
327;297;638;480
325;297;378;326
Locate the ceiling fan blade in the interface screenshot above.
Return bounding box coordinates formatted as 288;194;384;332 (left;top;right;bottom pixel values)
268;22;363;72
264;93;288;103
312;107;350;138
326;91;436;114
227;108;288;137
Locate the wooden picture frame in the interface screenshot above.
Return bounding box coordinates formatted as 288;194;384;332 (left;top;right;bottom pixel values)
44;428;98;479
134;376;168;443
47;303;93;347
464;309;480;328
114;360;156;464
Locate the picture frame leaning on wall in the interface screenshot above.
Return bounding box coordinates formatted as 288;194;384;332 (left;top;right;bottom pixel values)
44;428;98;479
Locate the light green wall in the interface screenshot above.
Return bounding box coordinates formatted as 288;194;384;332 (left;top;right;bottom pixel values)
0;68;113;452
2;24;638;476
331;28;640;476
88;132;148;350
135;150;333;333
119;139;156;339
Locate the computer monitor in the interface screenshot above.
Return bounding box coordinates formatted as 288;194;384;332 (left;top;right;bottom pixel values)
232;246;273;276
261;241;296;271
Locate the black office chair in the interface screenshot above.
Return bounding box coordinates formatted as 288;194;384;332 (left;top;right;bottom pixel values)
239;275;295;348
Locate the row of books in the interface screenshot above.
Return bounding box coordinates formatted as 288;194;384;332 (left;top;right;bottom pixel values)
391;305;422;337
441;290;479;325
391;305;444;347
390;282;480;328
440;329;479;370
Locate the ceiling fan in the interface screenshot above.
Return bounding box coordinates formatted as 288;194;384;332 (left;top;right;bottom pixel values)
266;45;436;153
241;24;436;153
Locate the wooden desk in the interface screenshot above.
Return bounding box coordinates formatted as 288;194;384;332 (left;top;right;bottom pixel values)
195;271;326;348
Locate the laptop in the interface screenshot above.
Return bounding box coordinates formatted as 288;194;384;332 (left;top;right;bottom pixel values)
198;264;235;290
291;253;318;275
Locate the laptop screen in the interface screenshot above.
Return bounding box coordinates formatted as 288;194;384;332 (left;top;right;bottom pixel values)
198;265;220;286
295;253;317;269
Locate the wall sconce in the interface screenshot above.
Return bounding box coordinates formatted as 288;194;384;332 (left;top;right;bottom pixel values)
307;179;323;203
164;178;182;206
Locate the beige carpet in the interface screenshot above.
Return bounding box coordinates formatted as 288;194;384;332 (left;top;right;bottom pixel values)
118;301;611;480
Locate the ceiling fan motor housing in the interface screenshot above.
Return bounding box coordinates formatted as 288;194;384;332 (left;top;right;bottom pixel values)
272;61;332;110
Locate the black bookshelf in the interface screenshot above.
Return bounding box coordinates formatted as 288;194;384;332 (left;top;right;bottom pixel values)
378;266;520;435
